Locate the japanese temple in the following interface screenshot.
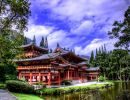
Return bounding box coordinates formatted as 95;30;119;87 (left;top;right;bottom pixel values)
15;37;100;86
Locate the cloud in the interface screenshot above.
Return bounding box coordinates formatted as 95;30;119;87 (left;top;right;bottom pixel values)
30;0;129;36
48;30;67;48
74;38;116;55
72;20;94;35
48;30;79;49
24;20;54;39
27;0;130;55
32;0;128;21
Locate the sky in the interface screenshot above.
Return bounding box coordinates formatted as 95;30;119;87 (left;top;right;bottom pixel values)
24;0;130;56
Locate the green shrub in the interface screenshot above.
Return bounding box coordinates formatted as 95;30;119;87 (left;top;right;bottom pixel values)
0;83;6;89
5;74;17;80
61;80;72;85
98;76;106;82
6;80;34;94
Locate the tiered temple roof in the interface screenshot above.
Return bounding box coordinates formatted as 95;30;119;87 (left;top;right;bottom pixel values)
20;42;48;52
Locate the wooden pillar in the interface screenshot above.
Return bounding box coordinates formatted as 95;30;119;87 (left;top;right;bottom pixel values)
71;71;72;79
71;71;72;78
70;71;72;79
29;72;32;84
70;71;71;79
58;72;61;85
48;72;51;87
76;70;77;77
96;75;98;80
66;71;68;79
78;72;81;80
81;74;83;83
91;76;92;80
73;70;75;78
18;72;21;79
65;71;67;79
67;70;69;80
38;72;41;82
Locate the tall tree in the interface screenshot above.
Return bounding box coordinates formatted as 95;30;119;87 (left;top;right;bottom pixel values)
44;37;48;48
32;35;36;45
57;43;60;48
23;36;28;45
89;51;94;65
49;49;53;53
40;36;45;47
0;31;24;81
0;0;30;82
104;44;107;53
108;6;130;50
101;45;104;53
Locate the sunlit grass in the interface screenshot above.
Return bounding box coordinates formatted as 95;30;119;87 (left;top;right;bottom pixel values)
13;93;43;100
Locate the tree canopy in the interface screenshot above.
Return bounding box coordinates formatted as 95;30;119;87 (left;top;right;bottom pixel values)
0;0;30;82
108;6;130;50
0;0;30;33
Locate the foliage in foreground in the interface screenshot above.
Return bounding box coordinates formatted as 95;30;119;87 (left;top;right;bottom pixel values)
6;80;34;94
0;0;30;82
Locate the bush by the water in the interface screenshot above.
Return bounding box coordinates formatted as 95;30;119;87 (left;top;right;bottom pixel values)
98;76;106;82
61;80;72;85
6;80;34;94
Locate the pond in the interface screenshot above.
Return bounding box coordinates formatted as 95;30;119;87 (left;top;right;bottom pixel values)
42;82;130;100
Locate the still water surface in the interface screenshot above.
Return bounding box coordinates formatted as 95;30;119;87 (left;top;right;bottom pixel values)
42;82;130;100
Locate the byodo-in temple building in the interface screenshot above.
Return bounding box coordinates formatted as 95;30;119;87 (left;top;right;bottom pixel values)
15;37;100;86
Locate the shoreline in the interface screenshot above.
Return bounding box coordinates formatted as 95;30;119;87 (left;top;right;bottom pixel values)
36;81;114;95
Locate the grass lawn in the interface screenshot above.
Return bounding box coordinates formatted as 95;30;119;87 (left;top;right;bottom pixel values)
13;93;43;100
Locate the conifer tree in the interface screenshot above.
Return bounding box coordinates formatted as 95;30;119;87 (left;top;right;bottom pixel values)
104;44;107;53
89;51;94;65
44;37;48;48
99;47;101;54
32;35;36;45
40;36;45;47
23;37;28;45
57;43;60;48
73;49;75;54
95;48;98;58
101;45;104;53
49;49;53;53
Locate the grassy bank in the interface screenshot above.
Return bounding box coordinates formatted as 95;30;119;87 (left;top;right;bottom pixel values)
36;82;114;95
13;93;43;100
